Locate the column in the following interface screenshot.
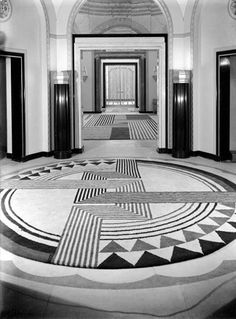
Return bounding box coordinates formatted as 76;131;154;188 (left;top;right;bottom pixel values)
54;72;71;159
172;70;191;158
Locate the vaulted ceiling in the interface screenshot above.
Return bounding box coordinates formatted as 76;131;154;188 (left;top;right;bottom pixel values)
78;0;163;16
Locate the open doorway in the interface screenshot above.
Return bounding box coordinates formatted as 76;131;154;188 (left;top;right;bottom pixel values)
73;35;167;151
216;50;236;161
0;52;25;161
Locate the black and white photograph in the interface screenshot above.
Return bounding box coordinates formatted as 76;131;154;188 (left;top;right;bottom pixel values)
0;0;236;318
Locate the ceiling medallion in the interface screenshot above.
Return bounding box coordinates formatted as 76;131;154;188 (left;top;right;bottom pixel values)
0;0;12;22
228;0;236;19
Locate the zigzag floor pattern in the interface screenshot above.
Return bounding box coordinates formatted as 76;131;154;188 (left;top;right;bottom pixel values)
1;158;236;269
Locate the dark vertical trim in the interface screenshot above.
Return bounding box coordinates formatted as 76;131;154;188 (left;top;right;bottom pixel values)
0;56;7;158
94;56;101;112
135;63;138;107
0;51;25;161
216;53;219;157
72;34;76;149
216;49;236;160
11;57;24;161
54;83;71;159
144;56;146;112
172;83;190;158
165;34;168;149
103;62;106;108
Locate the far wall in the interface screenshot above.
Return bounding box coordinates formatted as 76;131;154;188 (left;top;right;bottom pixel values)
81;50;158;113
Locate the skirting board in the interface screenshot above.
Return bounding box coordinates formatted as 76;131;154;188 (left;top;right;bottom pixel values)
7;147;84;162
157;149;221;161
6;149;222;162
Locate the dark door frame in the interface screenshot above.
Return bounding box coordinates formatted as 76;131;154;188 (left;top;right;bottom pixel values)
0;51;25;161
103;62;138;108
72;34;168;149
216;49;236;160
94;52;146;113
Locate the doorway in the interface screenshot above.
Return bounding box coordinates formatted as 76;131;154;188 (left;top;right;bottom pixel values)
216;50;236;160
104;63;137;112
0;57;7;159
73;35;167;150
0;51;25;161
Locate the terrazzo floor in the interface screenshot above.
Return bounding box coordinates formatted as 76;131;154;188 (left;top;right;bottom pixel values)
1;140;236;318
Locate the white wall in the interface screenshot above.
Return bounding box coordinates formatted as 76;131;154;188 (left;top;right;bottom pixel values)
147;51;158;112
1;0;48;155
81;51;94;112
193;0;236;154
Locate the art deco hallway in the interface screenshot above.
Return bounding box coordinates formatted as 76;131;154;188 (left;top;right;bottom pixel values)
1;0;236;318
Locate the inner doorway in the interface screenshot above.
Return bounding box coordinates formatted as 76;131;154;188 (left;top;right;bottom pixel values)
74;35;167;150
104;63;137;113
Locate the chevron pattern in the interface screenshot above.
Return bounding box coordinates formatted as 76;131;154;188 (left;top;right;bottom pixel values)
1;159;236;269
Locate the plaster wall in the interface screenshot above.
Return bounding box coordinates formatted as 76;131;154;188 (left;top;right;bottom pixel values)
81;51;94;112
147;51;158;112
193;0;236;154
73;13;168;34
1;0;48;155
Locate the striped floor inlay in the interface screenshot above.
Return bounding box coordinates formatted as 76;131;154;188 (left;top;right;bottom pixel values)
83;114;158;140
1;158;236;269
52;207;102;267
116;159;141;178
94;114;115;126
129;120;157;139
74;188;107;203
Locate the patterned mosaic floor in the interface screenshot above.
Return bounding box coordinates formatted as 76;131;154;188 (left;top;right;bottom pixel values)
1;158;236;269
83;114;158;140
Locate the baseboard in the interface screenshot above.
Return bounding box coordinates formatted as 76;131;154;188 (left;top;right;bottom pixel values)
6;152;53;162
5;149;221;162
157;149;220;161
157;148;172;154
139;111;154;114
22;151;54;162
6;148;85;162
190;151;220;161
72;146;84;154
83;111;102;114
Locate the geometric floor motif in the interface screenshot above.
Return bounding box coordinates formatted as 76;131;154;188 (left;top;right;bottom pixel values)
1;159;236;268
83;114;158;140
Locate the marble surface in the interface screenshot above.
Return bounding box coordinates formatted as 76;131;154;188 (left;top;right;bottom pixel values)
1;140;236;318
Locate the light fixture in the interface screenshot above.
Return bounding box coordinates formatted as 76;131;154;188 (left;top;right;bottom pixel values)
82;66;88;82
152;65;157;81
220;57;230;66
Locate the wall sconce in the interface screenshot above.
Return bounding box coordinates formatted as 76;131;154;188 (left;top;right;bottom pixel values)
220;57;230;66
152;66;158;81
82;66;88;82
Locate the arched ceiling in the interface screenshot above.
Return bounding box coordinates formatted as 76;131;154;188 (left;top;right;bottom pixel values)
78;0;163;16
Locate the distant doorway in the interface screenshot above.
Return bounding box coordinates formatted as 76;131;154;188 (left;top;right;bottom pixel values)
104;63;137;112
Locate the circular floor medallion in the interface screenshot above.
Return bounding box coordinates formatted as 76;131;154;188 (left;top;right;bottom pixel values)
1;159;236;268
